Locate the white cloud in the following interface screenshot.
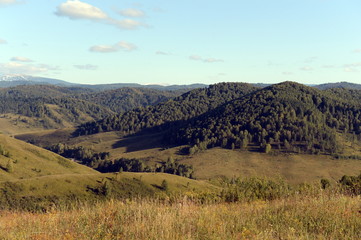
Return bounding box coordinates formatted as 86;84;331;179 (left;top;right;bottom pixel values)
189;55;224;63
10;56;33;62
117;41;137;51
110;18;145;30
300;66;314;71
156;51;172;56
344;62;361;68
189;55;202;61
0;38;7;44
204;58;224;63
119;8;145;18
344;67;358;73
89;45;118;53
74;64;98;70
0;62;59;75
352;49;361;53
55;0;107;20
89;41;137;53
282;72;293;75
55;1;146;30
0;0;20;6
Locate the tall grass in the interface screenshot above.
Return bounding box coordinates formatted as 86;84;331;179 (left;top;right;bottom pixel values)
1;193;361;239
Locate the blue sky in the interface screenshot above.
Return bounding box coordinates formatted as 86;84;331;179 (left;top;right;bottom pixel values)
1;0;361;85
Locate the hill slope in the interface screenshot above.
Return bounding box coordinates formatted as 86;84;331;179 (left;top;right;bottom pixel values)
0;134;96;182
169;82;361;155
315;82;361;90
0;85;185;132
75;82;259;136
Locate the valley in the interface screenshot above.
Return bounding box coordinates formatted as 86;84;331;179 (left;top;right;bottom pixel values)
1;80;361;239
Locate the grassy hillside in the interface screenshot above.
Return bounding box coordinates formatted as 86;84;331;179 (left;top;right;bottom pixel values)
1;132;218;210
0;134;96;182
0;171;218;211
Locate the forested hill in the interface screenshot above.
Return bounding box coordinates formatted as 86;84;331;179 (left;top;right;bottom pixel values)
0;85;183;129
169;82;361;155
74;82;259;136
0;86;113;129
75;87;185;113
315;82;361;90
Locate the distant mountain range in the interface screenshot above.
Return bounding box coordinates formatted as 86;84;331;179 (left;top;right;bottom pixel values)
0;74;73;87
1;74;361;91
0;74;207;91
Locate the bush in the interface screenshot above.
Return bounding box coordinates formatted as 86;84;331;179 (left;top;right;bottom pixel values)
222;177;291;202
339;174;361;195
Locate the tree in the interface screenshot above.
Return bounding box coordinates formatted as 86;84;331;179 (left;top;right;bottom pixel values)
320;178;330;189
161;179;169;191
264;144;272;153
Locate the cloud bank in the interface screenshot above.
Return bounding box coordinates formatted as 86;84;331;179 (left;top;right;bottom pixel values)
10;56;34;62
189;55;224;63
55;0;146;30
89;41;137;53
74;64;98;70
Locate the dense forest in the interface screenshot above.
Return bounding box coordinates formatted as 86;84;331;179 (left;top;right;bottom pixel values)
169;82;361;154
74;82;259;136
74;81;361;155
48;143;193;178
74;87;184;113
0;85;183;128
0;85;106;128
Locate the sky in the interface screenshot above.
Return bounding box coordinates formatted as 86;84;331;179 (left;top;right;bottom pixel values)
1;0;361;85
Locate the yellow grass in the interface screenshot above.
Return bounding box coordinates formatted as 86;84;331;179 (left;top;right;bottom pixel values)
1;193;360;239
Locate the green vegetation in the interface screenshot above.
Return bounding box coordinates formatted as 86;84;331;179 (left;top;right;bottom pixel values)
339;173;361;195
48;143;110;167
1;176;361;239
0;134;96;182
0;85;183;130
2;81;361;239
96;157;194;178
75;87;185;113
171;82;361;155
74;82;258;136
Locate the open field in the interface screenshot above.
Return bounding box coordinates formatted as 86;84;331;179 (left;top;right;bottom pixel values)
16;129;361;184
1;193;360;240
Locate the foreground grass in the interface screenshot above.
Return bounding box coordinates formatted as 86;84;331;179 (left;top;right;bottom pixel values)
1;194;360;240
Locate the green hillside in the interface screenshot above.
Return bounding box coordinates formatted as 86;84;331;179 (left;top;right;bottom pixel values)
0;132;217;210
75;82;259;136
0;85;183;132
0;134;96;182
170;82;361;155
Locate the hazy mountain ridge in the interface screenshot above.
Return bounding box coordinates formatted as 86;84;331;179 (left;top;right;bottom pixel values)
0;74;207;91
314;82;361;90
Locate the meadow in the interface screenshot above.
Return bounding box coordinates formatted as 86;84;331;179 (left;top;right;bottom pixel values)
1;192;360;240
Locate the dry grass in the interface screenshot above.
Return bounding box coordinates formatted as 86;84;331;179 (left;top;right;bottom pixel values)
1;193;361;240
